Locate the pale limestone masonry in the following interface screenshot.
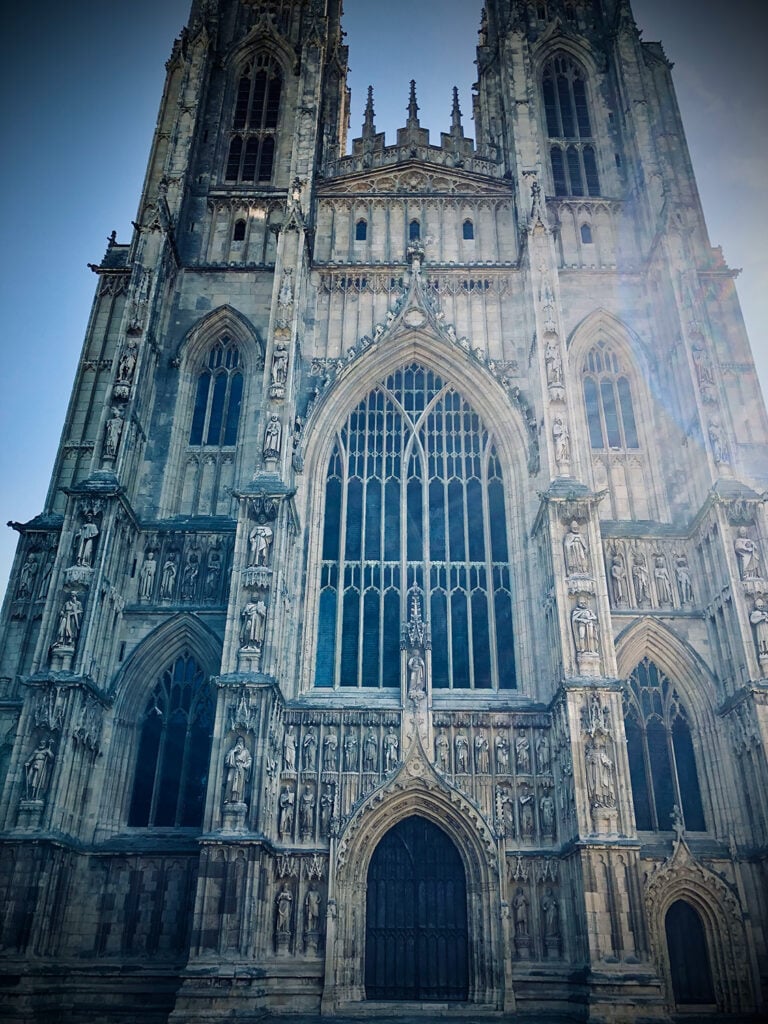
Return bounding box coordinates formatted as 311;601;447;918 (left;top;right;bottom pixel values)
0;1;767;1021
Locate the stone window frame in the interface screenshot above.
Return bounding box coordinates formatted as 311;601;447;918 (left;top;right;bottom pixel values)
224;52;283;186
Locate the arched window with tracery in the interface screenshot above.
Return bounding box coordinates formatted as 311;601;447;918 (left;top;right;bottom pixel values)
225;54;282;184
543;54;600;197
623;659;706;832
189;336;243;448
128;653;214;828
582;340;639;452
315;364;516;691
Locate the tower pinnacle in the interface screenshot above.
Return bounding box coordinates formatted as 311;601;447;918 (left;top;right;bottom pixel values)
362;85;376;140
406;79;420;128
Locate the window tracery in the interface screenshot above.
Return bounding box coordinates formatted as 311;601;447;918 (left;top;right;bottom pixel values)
582;340;639;451
189;336;243;448
543;54;600;197
315;364;516;691
623;659;706;833
225;54;282;185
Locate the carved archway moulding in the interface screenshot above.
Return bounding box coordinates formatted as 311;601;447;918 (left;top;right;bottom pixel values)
644;839;755;1015
324;751;505;1013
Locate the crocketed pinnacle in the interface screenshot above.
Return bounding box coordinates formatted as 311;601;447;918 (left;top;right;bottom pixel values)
362;85;376;139
450;86;464;138
406;79;420;128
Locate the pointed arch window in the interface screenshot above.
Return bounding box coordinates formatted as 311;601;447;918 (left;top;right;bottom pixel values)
189;336;243;448
225;54;282;184
543;54;601;197
582;340;639;451
315;364;516;691
623;659;706;833
128;653;214;828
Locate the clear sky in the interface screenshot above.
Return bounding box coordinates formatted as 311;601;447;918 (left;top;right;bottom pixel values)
0;0;766;593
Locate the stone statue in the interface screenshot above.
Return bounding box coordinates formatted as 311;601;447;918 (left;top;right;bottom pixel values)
278;269;293;306
271;344;288;387
17;554;39;598
303;726;318;770
240;599;267;648
455;731;469;773
692;343;716;401
512;887;529;936
610;555;627;605
540;794;555;835
305;888;321;933
320;789;333;836
519;786;535;837
474;730;489;773
435;729;449;771
572;598;599;655
283;725;297;772
204;550;221;599
553;416;570;464
734;527;761;580
343;730;358;771
708;418;728;464
278;787;295;836
545;338;563;386
407;650;426;697
160;554;177;599
180;552;199;601
515;731;531;773
563;521;589;575
224;736;252;804
138;551;157;599
541;887;560;937
117;343;137;383
323;728;338;771
248;524;273;568
384;727;399;772
654;555;673;605
675;555;694;605
300;786;316;835
586;736;616;808
363;727;377;771
536;734;551;774
55;591;82;647
276;883;292;934
74;514;99;568
263;415;282;460
25;738;55;801
495;732;509;773
104;407;125;458
751;597;768;661
632;553;650;604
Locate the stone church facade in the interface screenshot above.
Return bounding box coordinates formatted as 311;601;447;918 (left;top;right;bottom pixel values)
1;0;767;1019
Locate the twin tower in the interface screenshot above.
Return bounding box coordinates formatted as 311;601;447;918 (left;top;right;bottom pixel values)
1;1;767;1020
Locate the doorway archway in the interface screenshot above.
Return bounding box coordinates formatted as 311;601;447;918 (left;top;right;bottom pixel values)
665;900;715;1006
365;816;468;1001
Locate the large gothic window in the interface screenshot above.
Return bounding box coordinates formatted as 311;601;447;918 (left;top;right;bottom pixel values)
189;336;243;447
315;364;516;691
128;653;214;828
225;54;282;184
582;340;639;451
543;54;600;197
623;660;706;833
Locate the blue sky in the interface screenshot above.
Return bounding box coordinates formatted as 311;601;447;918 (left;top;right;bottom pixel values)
0;0;765;592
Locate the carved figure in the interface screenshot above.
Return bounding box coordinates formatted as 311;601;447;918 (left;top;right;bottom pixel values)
305;888;321;933
692;343;716;401
181;553;199;600
541;887;560;937
495;733;509;773
278;269;293;306
271;344;288;387
473;730;489;773
303;726;318;770
571;598;599;656
632;553;650;604
552;416;570;464
515;731;531;773
545;338;563;386
734;527;761;580
320;789;333;835
675;555;694;605
407;651;426;697
455;731;469;773
160;554;177;598
586;736;616;808
512;887;529;936
117;344;137;383
204;550;221;598
278;787;295;836
74;514;99;567
104;407;125;459
25;738;55;801
240;599;267;648
610;555;627;605
323;728;338;771
363;727;377;772
138;551;157;599
435;730;449;770
564;521;589;575
17;554;38;598
263;415;282;460
536;733;551;774
248;524;274;567
384;727;399;772
343;730;358;771
224;736;252;804
276;883;293;934
708;418;729;464
283;725;297;771
654;555;673;604
751;597;768;661
300;786;315;835
55;592;82;647
519;787;535;837
540;795;555;835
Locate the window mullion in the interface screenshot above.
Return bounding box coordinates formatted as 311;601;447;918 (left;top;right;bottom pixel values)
149;717;169;827
334;442;350;689
174;714;193;826
482;445;499;690
641;724;658;830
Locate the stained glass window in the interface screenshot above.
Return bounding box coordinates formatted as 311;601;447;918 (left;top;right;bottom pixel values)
543;55;601;197
225;55;282;184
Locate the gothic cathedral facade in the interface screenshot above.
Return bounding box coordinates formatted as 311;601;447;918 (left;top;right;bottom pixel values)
1;1;767;1020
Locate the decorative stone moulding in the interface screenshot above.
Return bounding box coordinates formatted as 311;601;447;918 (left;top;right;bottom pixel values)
566;573;596;596
63;566;94;588
242;566;273;591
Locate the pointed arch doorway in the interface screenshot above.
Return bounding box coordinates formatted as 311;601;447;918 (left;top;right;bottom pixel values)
365;815;469;1002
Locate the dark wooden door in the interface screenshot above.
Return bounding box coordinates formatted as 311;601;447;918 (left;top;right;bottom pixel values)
665;900;715;1006
365;815;469;1002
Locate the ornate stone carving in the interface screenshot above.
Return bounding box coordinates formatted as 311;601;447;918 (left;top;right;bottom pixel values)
263;415;282;462
73;696;103;751
53;591;83;649
552;416;570;465
708;417;729;464
734;527;761;581
24;738;55;802
269;343;289;400
103;406;125;459
455;730;469;773
563;520;589;576
248;523;273;568
160;552;178;599
283;724;297;772
653;554;673;605
240;598;267;650
571;597;600;674
303;725;318;770
138;550;157;600
582;695;617;831
224;736;252;806
675;553;694;604
275;882;293;953
323;728;338;771
632;550;650;605
300;785;316;837
750;597;768;676
278;786;295;837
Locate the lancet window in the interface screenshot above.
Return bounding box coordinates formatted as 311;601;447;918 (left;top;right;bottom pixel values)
543;54;600;197
225;54;282;184
623;659;706;832
128;654;214;828
315;364;516;691
189;336;243;448
582;340;639;451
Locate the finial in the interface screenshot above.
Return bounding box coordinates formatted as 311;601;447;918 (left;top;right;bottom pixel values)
450;86;464;138
362;85;376;139
407;79;420;128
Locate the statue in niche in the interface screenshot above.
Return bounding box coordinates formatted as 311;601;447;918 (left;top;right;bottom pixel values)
632;553;650;604
572;597;600;655
343;730;358;771
541;887;560;937
117;342;137;383
495;732;509;773
692;343;716;402
435;729;450;771
536;733;551;774
224;735;252;804
751;597;768;662
363;727;377;772
271;344;289;389
515;730;531;773
474;730;490;773
104;407;125;458
180;552;199;601
734;527;761;580
585;734;616;809
278;269;293;306
204;549;221;599
708;418;729;464
384;727;399;772
25;738;55;801
17;553;39;598
160;553;177;599
455;731;469;773
512;887;529;936
263;415;282;460
278;787;295;836
248;524;274;568
303;726;318;770
305;888;321;934
138;551;157;599
553;417;570;464
675;555;694;605
519;785;535;837
564;521;589;575
540;794;555;835
320;789;333;836
300;786;315;835
654;555;673;604
37;554;54;601
74;513;99;568
283;725;297;772
610;554;627;605
55;591;82;647
276;883;293;934
545;337;563;387
407;650;426;698
240;599;267;648
323;728;338;771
